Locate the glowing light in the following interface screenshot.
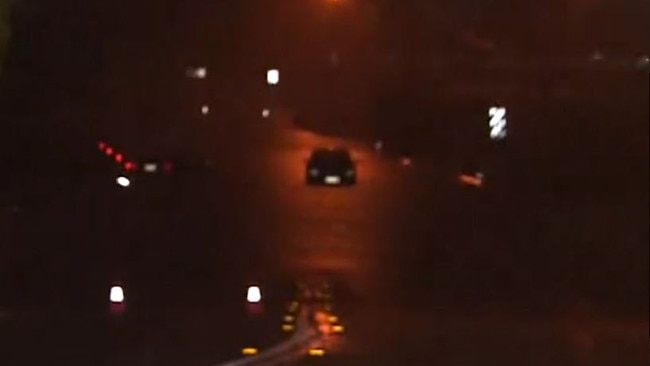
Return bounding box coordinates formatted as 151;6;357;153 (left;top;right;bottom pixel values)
282;324;294;332
488;106;507;140
115;153;123;163
105;147;114;156
98;141;106;150
283;315;295;322
246;285;262;303
201;105;209;115
400;157;412;166
308;348;325;357
262;108;270;118
324;176;341;185
241;348;258;356
116;176;131;187
332;324;344;333
459;173;483;187
144;163;158;173
194;67;207;78
124;161;136;171
266;69;279;85
328;315;339;323
110;285;124;303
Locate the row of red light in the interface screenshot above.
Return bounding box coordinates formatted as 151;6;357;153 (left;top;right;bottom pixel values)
98;141;137;171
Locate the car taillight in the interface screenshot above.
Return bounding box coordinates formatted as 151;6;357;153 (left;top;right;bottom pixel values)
115;153;123;163
105;147;114;156
124;161;136;171
98;141;106;151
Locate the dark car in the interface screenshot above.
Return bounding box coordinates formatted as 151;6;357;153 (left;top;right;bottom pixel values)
305;148;356;186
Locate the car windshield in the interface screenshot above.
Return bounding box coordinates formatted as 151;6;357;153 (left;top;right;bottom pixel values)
0;1;647;365
311;150;351;165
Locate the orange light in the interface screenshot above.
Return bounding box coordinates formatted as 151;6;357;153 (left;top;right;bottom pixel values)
318;324;331;334
308;348;325;356
459;174;482;187
282;324;295;332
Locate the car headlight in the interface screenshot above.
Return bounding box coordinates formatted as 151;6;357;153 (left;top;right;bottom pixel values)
309;168;320;177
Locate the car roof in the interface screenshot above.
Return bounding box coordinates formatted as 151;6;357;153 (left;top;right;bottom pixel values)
311;147;350;156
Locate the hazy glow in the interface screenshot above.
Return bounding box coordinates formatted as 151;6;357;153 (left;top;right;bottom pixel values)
105;147;114;156
373;140;383;151
144;163;158;173
116;176;131;187
282;324;294;332
110;285;124;303
267;69;279;85
194;67;206;78
115;153;123;163
201;105;209;115
262;108;270;118
247;285;261;303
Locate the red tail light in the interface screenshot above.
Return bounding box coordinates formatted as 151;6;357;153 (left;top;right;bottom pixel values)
124;161;136;171
115;154;123;163
105;147;114;156
98;141;106;151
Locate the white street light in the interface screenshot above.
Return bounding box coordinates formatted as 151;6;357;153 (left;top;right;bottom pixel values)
116;175;131;187
266;69;279;85
488;106;507;141
246;285;262;303
110;285;125;303
201;105;209;115
262;108;270;118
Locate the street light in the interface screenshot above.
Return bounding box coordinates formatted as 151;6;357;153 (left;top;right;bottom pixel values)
488;106;507;141
110;285;125;303
266;69;279;85
200;105;209;115
116;175;131;188
246;285;262;303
